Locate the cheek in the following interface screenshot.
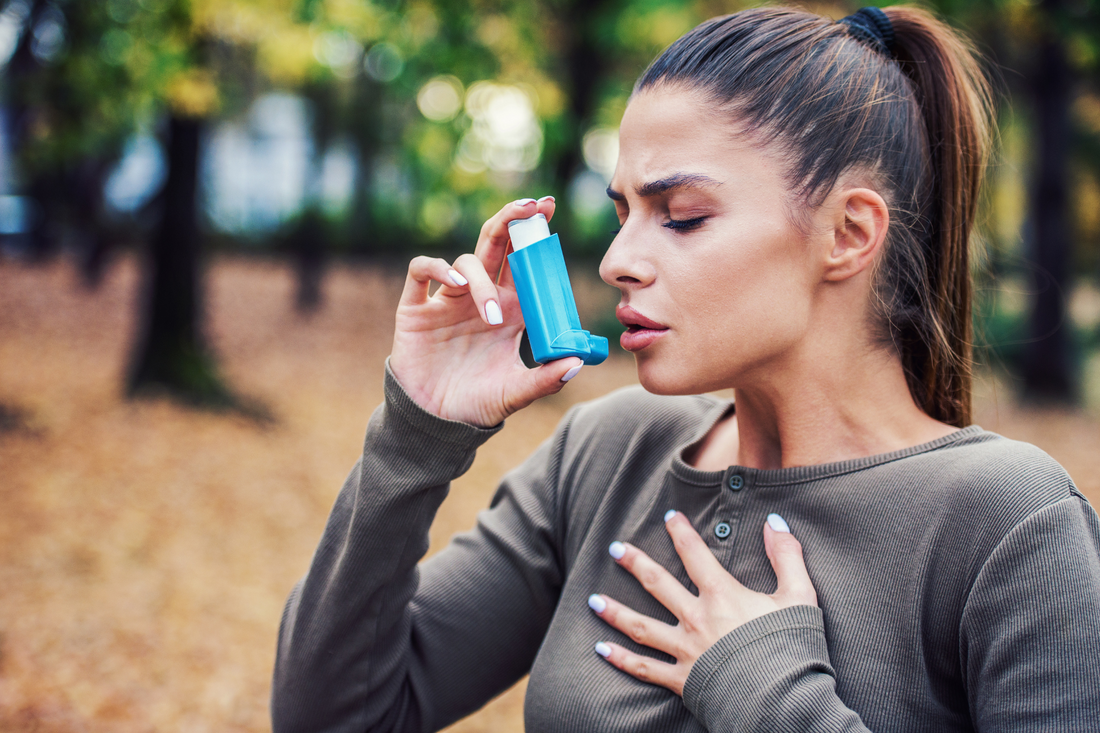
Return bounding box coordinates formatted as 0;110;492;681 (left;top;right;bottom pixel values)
677;239;814;372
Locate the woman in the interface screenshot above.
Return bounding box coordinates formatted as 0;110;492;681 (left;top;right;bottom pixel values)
272;6;1100;732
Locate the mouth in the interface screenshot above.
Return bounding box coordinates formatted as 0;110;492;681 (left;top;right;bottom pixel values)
616;305;669;353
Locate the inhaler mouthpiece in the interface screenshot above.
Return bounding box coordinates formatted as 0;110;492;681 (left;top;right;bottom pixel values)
508;214;551;250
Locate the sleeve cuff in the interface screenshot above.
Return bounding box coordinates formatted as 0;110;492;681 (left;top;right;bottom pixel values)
382;358;504;448
683;605;834;729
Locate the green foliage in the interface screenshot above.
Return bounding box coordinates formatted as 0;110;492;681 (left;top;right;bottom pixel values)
5;0;1100;266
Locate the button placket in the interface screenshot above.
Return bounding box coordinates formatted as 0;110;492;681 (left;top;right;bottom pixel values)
709;469;752;563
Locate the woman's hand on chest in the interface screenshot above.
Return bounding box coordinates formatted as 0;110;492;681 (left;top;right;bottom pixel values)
587;511;818;696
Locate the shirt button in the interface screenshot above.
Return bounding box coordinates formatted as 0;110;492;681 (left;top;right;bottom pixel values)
728;474;744;491
714;521;732;539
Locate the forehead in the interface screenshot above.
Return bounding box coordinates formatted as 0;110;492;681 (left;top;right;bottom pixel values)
614;86;781;191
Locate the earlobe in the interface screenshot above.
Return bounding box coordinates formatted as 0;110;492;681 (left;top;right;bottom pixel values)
823;188;889;282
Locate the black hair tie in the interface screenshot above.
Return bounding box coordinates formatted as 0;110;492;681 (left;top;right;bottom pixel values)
838;6;896;57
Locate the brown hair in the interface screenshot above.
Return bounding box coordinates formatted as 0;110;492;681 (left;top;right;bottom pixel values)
636;6;994;426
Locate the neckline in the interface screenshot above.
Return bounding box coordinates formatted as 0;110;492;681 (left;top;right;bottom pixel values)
670;398;986;488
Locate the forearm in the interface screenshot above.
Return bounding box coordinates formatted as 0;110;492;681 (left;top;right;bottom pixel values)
683;606;871;733
271;364;500;733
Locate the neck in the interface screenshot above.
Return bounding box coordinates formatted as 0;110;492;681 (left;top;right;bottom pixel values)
692;343;957;472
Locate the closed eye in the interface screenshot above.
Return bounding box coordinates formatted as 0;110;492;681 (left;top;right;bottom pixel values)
663;216;707;232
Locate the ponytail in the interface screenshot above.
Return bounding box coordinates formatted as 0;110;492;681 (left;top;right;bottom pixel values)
637;5;995;426
885;6;994;427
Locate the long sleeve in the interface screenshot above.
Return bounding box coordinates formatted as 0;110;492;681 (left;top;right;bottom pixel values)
681;489;1100;733
681;606;870;732
960;491;1100;730
271;364;569;733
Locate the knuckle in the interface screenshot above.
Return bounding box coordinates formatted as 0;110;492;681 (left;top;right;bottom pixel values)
632;659;651;682
453;252;479;269
628;620;648;644
681;608;706;633
698;577;722;596
638;567;661;589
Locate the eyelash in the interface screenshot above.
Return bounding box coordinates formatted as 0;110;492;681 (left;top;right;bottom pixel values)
663;216;707;232
609;216;708;236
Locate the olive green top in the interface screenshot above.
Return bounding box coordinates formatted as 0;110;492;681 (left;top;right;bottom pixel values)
272;365;1100;732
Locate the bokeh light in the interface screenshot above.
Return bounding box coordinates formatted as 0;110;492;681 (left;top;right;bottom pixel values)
416;76;464;122
457;82;542;173
364;42;403;82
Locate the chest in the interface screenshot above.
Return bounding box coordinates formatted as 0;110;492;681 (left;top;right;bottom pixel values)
523;467;974;732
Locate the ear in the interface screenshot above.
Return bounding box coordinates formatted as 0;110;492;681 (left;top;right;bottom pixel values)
822;188;889;282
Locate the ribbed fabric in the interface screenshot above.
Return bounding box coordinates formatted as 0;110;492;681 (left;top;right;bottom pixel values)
272;366;1100;733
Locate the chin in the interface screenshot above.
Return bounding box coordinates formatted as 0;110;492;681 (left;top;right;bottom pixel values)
635;349;743;396
635;355;709;396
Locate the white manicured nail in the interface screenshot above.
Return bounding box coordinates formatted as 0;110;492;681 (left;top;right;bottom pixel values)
485;300;503;325
664;510;677;522
514;198;536;206
561;365;582;382
447;269;468;286
595;642;612;658
537;195;555;203
767;513;790;533
608;541;625;560
588;594;606;613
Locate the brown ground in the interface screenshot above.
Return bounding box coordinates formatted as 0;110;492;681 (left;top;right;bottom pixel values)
1;256;1097;732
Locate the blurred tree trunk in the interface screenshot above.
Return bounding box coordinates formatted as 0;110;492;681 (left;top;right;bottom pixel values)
128;115;228;404
1023;0;1076;402
294;81;337;313
6;0;59;261
552;0;610;198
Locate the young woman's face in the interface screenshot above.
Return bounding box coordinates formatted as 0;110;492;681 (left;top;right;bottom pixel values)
600;86;825;395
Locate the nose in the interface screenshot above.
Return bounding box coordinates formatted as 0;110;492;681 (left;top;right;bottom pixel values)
599;229;656;290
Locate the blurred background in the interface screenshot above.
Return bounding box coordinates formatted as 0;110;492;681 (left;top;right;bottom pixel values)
0;0;1098;731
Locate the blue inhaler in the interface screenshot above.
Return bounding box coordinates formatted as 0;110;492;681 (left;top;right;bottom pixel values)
507;214;608;366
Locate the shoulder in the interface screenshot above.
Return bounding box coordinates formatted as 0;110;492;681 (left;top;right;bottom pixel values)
908;427;1089;547
930;427;1077;504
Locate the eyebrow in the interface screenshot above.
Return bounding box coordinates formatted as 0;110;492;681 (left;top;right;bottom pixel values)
606;173;722;201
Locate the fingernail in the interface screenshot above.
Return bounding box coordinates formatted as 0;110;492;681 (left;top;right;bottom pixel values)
663;509;677;523
485;300;503;325
537;195;555;203
595;642;612;658
767;513;790;533
561;365;582;383
588;594;606;613
447;269;468;287
608;541;625;560
514;198;536;206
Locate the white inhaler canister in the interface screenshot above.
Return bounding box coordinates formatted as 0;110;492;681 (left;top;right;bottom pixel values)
506;214;608;365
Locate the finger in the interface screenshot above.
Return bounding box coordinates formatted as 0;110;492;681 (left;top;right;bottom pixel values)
495;196;555;290
451;253;504;326
763;514;818;607
474;198;541;282
498;252;515;289
608;540;696;616
663;511;744;596
501;358;584;415
593;641;686;696
400;256;468;307
587;594;680;657
536;195;556;224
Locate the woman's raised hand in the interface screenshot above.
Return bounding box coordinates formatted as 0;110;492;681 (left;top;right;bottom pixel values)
388;197;582;428
587;512;819;697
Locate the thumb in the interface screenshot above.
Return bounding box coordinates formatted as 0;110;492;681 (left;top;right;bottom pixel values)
503;357;583;414
763;514;818;608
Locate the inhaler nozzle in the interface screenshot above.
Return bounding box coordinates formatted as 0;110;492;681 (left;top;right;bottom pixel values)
508;214;551;251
